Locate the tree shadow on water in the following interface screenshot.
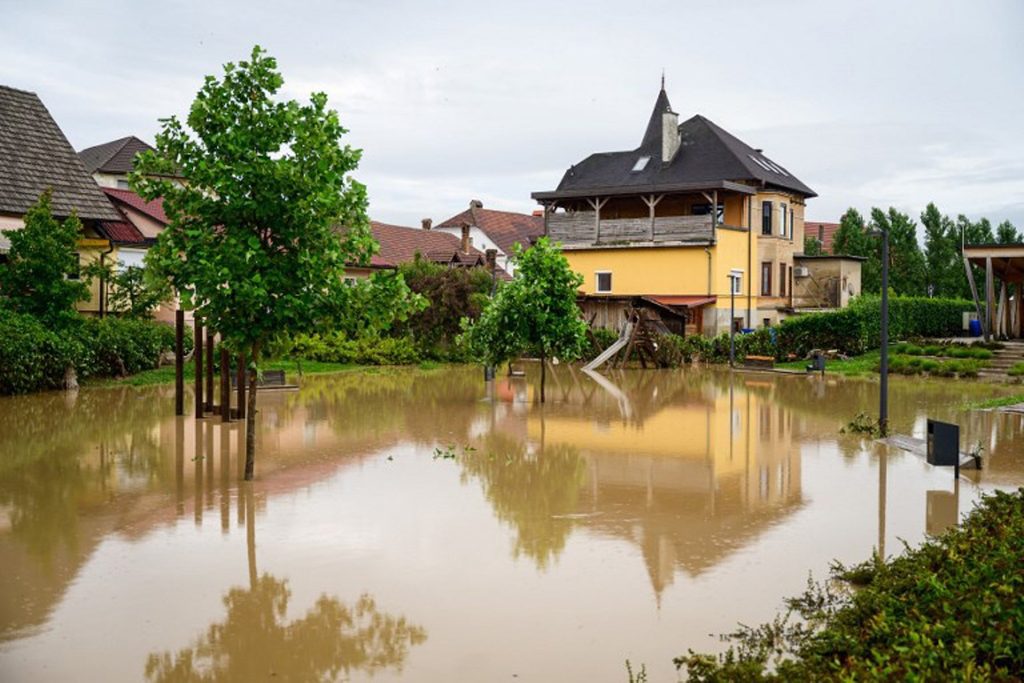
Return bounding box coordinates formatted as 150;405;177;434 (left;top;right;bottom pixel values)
144;574;427;682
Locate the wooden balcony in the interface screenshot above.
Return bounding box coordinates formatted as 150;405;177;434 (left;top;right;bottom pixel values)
547;212;714;247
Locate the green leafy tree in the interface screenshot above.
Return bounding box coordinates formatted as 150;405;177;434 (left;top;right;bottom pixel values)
832;209;880;292
0;190;89;327
462;237;587;402
802;236;823;256
921;203;963;298
397;255;493;358
871;208;927;296
959;214;995;245
83;261;172;319
133;46;376;479
996;220;1020;245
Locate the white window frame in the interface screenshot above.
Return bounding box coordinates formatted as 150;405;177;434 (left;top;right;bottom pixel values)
595;271;613;293
729;269;744;295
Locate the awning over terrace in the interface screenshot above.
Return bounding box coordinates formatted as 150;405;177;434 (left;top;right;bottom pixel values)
962;244;1024;339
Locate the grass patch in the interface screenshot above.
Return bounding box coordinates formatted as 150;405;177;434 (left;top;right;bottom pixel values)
87;358;360;387
1008;361;1024;377
776;350;881;376
965;393;1024;410
675;487;1024;681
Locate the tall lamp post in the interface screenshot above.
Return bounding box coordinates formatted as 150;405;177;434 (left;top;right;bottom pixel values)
871;227;890;435
484;249;498;382
728;269;743;368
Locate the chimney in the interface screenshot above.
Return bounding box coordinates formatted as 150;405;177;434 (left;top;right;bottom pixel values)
662;108;680;163
532;209;543;217
421;218;432;231
460;222;471;253
469;199;483;209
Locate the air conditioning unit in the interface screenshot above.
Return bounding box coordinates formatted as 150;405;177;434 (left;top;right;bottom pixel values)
793;266;810;278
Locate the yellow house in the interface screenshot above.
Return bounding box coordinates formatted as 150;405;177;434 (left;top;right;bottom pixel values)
532;86;819;335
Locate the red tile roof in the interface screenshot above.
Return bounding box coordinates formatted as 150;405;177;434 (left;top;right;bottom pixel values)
805;221;840;253
101;187;168;224
436;203;544;256
369;221;486;268
99;220;147;244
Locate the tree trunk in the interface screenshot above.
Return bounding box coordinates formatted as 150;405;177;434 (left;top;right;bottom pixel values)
540;351;546;403
245;482;257;589
244;345;260;481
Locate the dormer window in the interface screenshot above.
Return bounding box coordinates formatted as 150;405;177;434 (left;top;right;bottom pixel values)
631;156;650;172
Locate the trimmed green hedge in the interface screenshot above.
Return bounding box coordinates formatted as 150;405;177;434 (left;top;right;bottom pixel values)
777;295;974;358
290;332;421;365
0;310;187;395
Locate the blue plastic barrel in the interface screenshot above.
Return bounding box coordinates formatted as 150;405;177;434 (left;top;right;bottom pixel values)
968;319;981;337
741;328;754;334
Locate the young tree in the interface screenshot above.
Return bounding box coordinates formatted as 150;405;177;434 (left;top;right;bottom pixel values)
134;46;376;479
84;261;173;319
0;190;89;327
462;238;587;403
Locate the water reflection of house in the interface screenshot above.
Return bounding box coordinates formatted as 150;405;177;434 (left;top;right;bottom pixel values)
525;376;802;595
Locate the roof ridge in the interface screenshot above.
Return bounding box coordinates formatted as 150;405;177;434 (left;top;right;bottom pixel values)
0;83;38;96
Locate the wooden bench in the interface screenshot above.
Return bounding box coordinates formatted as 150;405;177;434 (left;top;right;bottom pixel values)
232;368;298;391
743;355;775;369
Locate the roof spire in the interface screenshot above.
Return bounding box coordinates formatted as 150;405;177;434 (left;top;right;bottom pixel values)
661;68;665;91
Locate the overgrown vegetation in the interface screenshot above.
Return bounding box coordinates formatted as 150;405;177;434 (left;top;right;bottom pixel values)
675;488;1024;681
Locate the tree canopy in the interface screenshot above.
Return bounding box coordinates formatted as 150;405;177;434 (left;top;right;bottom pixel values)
462;237;587;402
0;190;89;327
133;45;379;478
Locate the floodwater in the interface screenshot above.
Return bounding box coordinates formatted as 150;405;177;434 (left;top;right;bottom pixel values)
1;366;1023;682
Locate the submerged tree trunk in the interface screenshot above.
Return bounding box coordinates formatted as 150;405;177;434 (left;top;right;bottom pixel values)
244;345;260;481
245;482;257;589
540;350;546;403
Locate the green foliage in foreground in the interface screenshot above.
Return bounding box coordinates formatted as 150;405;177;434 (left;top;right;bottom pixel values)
676;488;1024;681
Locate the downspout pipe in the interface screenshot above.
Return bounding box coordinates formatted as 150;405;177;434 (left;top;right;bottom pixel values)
98;240;115;318
704;247;712;296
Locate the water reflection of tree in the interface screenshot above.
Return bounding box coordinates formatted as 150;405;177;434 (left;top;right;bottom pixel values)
144;576;426;682
460;428;585;569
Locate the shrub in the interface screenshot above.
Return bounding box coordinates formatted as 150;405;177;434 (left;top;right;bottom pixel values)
676;488;1024;681
652;333;685;368
290;332;420;365
584;327;620;361
76;317;182;377
1009;362;1024;377
921;344;943;356
904;344;924;356
0;308;77;394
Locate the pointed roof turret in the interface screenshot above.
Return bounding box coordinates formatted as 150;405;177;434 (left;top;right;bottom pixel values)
639;87;673;149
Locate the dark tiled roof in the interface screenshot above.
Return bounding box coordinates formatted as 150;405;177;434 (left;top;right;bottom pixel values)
535;89;816;200
370;221;486;268
78;136;155;174
101;187;168;224
805;221;840;253
98;220;147;244
437;205;544;256
0;85;121;221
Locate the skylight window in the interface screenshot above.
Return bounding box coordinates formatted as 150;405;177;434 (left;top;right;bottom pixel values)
632;156;650;172
748;154;789;176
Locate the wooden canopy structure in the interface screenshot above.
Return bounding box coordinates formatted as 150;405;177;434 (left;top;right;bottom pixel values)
963;244;1024;340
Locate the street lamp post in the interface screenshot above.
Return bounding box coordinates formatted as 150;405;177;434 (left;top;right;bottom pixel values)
728;269;743;368
484;249;498;382
876;228;890;435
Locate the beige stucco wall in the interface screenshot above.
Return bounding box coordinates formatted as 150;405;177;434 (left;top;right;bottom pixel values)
751;190;808;326
792;257;863;310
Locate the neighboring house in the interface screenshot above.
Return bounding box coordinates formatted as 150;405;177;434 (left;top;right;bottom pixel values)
344;220;492;280
434;200;544;275
532;86;825;335
805;221;840;253
78;135;159;189
0;84;124;315
791;254;865;310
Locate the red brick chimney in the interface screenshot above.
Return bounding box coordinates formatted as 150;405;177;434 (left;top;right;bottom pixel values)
460;222;471;252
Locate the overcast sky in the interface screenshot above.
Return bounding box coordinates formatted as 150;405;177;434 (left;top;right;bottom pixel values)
2;0;1022;230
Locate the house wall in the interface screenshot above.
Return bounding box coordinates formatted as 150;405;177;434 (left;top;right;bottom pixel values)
119;205;164;240
753;190;808;326
92;172;129;189
792;258;862;309
434;225;514;274
564;226;754;336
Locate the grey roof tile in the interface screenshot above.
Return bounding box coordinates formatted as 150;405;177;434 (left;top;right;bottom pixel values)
78;136;155;174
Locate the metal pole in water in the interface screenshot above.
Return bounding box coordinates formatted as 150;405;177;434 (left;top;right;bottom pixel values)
729;279;736;368
880;228;889;435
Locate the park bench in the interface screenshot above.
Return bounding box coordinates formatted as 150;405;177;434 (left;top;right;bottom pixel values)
231;368;298;391
743;355;775;369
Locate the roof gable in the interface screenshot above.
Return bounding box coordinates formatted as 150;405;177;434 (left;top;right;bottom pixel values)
0;85;121;221
78;136;156;175
101;187;168;224
541;89;815;199
369;221;485;267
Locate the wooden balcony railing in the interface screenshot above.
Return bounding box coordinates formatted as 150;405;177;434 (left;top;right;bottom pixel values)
547;212;714;247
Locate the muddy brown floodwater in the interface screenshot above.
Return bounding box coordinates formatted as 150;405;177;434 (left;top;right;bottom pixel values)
1;366;1022;681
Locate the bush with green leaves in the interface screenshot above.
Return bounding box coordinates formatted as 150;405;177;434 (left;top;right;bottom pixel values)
0;308;78;394
675;487;1024;681
289;332;420;365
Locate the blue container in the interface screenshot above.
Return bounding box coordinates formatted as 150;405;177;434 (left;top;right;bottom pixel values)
741;328;754;334
968;319;982;337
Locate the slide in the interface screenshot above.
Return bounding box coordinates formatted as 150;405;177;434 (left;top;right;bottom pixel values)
583;322;633;371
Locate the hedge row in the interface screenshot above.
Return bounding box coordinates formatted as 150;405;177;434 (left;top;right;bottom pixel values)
777;295;974;358
0;310;189;395
289;332;421;365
